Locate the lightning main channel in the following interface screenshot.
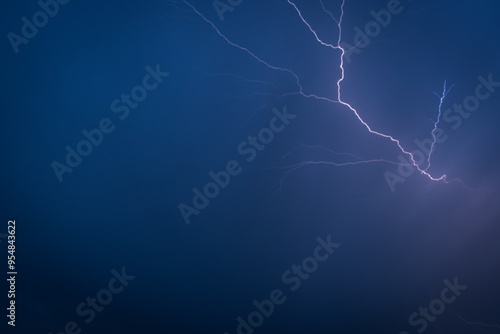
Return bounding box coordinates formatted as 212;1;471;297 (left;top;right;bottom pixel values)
181;0;466;189
290;0;449;182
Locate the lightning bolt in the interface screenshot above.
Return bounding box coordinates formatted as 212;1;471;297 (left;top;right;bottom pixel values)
181;0;343;105
425;80;455;171
179;0;470;192
274;143;411;194
291;0;452;182
274;158;408;195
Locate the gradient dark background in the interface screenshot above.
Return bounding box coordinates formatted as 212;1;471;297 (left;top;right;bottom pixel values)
1;0;500;333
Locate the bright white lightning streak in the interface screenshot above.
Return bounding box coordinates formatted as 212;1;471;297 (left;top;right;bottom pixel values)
181;0;468;190
425;80;455;171
290;0;449;182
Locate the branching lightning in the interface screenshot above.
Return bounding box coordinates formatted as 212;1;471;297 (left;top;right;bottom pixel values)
180;0;469;192
426;80;455;171
289;0;455;183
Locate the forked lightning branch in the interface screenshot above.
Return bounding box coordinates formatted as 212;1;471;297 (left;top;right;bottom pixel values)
177;0;477;204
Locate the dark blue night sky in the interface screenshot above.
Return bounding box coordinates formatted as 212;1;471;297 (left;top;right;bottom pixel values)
1;0;500;333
